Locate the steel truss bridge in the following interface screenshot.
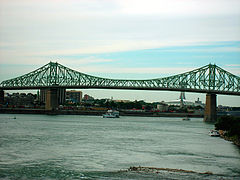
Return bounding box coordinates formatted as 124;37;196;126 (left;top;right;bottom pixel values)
0;62;239;122
0;62;240;95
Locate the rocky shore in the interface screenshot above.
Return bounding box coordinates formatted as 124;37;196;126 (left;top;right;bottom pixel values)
219;130;240;147
215;116;240;148
124;166;213;175
223;136;240;147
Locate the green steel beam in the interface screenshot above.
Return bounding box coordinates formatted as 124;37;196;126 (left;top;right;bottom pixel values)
0;61;240;95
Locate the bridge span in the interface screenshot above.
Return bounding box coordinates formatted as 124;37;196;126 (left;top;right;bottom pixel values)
0;62;240;122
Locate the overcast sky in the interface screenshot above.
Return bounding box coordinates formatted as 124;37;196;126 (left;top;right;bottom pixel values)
0;0;240;106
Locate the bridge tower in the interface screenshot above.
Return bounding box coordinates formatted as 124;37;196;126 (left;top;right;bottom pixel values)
204;93;217;122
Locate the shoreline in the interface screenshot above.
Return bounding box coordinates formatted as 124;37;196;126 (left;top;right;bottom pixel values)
126;166;213;175
0;108;203;118
220;134;240;147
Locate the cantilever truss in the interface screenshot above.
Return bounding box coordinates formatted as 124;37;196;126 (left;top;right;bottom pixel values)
1;62;240;95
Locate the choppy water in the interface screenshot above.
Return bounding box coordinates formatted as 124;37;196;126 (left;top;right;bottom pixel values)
0;114;239;179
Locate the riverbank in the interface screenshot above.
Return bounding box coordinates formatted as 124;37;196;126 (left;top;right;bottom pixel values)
219;130;240;147
0;108;203;118
222;135;240;147
215;116;240;147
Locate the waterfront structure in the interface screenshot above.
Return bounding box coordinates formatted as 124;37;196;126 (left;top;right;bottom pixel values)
195;98;204;108
39;89;46;103
83;94;94;101
0;62;239;121
4;93;36;107
40;88;66;107
157;102;169;112
166;92;203;107
66;90;82;103
113;100;131;103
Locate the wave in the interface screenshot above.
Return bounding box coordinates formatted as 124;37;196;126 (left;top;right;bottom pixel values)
1;163;238;180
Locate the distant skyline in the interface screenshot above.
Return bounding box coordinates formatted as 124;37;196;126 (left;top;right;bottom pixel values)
0;0;240;106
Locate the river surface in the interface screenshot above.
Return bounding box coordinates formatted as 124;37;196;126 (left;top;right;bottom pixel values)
0;114;239;179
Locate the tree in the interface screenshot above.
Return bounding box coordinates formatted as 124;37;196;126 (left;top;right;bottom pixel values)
215;116;240;136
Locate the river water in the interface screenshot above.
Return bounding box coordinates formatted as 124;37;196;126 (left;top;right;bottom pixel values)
0;114;239;179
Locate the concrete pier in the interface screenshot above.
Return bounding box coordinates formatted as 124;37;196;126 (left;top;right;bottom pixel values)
40;88;65;106
45;88;59;110
204;93;217;122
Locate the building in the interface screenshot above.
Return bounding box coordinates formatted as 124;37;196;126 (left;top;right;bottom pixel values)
4;92;36;107
113;100;131;103
166;92;196;107
157;102;169;112
195;98;205;108
66;90;82;103
83;94;94;101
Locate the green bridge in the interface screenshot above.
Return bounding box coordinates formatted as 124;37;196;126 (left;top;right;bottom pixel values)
0;62;240;121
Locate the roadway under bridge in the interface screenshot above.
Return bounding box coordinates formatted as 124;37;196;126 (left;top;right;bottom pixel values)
1;62;240;122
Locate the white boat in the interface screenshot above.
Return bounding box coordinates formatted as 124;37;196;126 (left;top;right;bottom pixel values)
209;130;220;137
182;117;190;121
103;110;120;118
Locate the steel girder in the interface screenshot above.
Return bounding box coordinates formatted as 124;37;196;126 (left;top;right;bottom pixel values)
0;62;240;95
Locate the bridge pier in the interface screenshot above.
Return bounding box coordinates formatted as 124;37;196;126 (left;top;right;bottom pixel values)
204;93;217;122
0;90;4;104
45;88;59;110
42;88;66;110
